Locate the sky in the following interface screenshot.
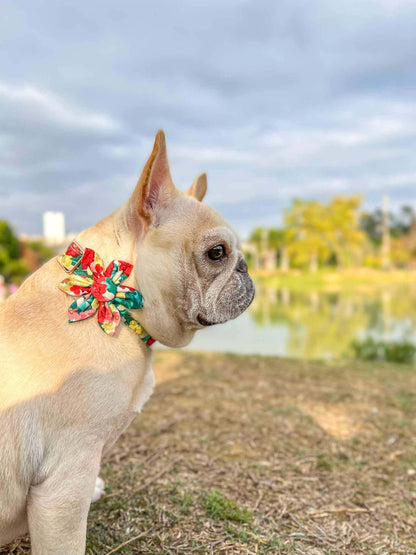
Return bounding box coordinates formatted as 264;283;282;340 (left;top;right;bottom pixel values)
1;0;416;238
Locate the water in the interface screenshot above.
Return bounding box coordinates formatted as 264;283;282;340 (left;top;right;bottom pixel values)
4;281;416;360
186;282;416;359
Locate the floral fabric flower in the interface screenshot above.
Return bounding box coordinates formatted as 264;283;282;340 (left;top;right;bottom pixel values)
58;247;144;337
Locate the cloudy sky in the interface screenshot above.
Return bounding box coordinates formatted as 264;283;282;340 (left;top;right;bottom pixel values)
1;0;416;238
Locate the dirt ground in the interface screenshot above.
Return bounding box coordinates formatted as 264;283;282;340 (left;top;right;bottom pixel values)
2;350;416;554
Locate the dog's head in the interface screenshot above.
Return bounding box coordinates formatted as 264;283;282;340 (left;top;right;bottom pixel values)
127;130;254;347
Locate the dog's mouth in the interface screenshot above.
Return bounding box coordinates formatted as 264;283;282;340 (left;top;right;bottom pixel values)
197;314;216;326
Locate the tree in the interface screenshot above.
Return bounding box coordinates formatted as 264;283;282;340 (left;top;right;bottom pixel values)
0;220;28;282
284;200;331;272
360;209;383;245
327;196;366;267
360;205;416;244
248;227;288;270
0;220;19;260
284;196;365;271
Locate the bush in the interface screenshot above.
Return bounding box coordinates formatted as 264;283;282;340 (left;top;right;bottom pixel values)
351;337;416;363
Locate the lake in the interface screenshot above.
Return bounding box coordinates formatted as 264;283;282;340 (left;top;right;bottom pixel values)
185;281;416;359
3;280;416;360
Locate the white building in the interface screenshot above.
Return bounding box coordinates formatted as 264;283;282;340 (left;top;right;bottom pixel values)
43;211;66;246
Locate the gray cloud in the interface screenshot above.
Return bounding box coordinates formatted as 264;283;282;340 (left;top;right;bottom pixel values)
1;0;416;237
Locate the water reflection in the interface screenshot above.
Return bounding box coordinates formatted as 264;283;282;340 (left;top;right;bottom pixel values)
3;280;416;360
188;282;416;359
249;284;416;359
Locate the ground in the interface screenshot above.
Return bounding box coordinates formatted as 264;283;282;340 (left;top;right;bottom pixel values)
2;350;416;554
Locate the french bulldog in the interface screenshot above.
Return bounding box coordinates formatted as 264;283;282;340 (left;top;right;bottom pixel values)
0;130;254;554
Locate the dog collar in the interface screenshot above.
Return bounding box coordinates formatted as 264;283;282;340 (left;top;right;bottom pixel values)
57;241;155;346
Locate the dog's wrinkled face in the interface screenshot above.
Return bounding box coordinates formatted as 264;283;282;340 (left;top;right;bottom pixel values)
131;131;254;347
183;223;255;329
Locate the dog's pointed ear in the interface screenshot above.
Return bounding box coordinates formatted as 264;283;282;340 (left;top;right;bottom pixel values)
130;130;176;227
187;173;207;202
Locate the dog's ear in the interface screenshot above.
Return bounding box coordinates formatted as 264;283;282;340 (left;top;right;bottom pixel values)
130;130;176;227
187;173;207;202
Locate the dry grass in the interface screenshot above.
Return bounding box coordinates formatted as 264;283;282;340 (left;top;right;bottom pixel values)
2;350;416;554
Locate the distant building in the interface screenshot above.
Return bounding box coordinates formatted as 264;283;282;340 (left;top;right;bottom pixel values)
43;211;66;246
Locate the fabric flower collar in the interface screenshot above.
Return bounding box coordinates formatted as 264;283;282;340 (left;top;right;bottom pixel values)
57;241;155;346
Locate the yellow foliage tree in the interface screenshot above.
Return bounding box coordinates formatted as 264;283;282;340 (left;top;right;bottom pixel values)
284;196;366;271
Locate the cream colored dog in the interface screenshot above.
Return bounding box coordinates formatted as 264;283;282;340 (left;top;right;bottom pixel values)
0;130;254;554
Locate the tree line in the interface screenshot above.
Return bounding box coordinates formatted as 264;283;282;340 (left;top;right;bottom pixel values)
0;220;53;283
1;196;415;283
248;196;416;271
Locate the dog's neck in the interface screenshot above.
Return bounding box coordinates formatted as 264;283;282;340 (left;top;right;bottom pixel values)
72;202;196;349
75;204;140;269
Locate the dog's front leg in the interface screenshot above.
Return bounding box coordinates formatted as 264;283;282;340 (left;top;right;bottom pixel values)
27;446;102;555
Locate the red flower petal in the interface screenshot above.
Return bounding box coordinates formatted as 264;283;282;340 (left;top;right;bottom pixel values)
81;248;95;269
104;261;115;278
70;284;91;295
118;261;133;276
104;260;133;279
97;302;111;325
66;242;82;257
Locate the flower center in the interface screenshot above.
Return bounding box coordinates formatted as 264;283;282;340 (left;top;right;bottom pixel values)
91;276;117;302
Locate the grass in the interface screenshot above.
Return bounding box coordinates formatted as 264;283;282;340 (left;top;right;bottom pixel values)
252;267;416;293
351;337;416;363
2;350;416;554
202;489;253;523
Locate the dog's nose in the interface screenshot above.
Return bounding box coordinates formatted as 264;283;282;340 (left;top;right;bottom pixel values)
236;258;248;273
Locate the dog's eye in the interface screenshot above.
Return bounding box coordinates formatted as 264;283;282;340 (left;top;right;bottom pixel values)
207;244;226;261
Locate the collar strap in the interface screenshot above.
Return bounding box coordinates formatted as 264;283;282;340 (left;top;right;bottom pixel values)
57;241;155;347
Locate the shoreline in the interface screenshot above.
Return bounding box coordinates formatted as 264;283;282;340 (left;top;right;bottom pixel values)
252;267;416;292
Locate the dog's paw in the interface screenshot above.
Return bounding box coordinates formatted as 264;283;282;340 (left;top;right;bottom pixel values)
91;476;106;503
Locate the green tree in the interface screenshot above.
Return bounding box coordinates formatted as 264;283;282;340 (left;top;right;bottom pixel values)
360;205;416;244
0;220;19;260
0;220;28;281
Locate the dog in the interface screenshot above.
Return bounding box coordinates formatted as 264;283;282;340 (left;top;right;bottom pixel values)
0;130;255;554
